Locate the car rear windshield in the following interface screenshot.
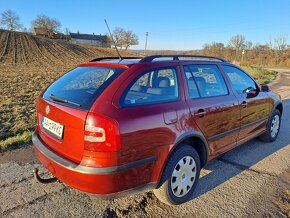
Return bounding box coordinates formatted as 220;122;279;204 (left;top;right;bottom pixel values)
42;66;125;110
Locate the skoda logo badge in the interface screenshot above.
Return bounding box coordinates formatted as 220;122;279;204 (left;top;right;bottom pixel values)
45;105;50;115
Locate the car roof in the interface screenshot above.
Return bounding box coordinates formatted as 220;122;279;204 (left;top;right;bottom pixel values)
79;55;230;68
102;59;142;65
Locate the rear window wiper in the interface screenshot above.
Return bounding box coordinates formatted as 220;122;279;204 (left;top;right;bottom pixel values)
49;94;81;107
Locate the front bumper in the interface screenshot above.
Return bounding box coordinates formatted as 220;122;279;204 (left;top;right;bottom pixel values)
32;132;156;196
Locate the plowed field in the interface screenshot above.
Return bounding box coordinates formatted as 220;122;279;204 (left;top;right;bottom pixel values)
0;29;135;146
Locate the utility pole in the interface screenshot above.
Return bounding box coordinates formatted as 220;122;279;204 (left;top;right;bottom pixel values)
241;49;245;65
144;32;148;55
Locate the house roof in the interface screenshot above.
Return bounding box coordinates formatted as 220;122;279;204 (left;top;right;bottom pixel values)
70;32;108;41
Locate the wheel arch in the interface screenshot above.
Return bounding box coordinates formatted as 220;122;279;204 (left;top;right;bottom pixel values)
156;131;209;187
174;131;209;168
275;102;283;115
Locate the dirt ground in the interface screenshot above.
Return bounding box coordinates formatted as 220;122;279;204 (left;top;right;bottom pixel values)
269;168;290;218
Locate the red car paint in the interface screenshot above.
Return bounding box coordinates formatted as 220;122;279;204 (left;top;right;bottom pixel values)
33;56;282;197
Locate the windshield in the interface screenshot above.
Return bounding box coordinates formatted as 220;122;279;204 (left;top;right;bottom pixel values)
42;66;125;110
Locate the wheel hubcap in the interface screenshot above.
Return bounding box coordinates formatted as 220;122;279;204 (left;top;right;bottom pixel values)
171;156;196;198
270;115;280;138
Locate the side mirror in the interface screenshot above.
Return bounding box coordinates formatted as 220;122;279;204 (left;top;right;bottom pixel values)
260;84;270;92
243;87;258;98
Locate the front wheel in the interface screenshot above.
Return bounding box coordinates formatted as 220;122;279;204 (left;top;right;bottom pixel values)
259;109;281;142
153;145;201;205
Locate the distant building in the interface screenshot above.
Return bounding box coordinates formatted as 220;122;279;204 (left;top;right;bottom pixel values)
33;28;71;41
69;32;110;48
33;28;53;38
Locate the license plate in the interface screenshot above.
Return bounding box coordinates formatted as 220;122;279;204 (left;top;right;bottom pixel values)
42;116;64;139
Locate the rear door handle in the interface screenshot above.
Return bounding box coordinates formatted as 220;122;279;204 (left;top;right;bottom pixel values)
241;101;247;108
163;111;178;124
195;109;206;118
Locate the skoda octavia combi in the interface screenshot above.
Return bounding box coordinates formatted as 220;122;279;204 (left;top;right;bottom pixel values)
33;55;282;205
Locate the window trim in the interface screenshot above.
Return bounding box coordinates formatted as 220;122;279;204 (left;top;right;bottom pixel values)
221;64;260;95
183;66;201;99
119;66;181;108
183;64;230;99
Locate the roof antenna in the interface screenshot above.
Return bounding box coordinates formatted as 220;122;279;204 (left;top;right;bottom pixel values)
104;19;122;60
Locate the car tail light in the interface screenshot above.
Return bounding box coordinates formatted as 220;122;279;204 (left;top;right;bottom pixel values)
84;112;121;152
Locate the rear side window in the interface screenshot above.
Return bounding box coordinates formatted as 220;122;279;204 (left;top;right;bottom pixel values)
222;65;257;94
43;66;124;110
121;67;179;106
184;65;228;98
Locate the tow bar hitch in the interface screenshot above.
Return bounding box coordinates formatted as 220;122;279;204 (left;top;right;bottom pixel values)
33;168;57;184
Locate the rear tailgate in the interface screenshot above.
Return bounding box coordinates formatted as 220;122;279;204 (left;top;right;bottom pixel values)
36;98;87;163
35;65;126;163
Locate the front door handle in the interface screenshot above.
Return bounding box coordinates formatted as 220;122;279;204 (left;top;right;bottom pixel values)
241;101;247;108
195;109;206;118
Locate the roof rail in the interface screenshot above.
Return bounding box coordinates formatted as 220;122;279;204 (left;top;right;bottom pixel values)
139;55;228;63
89;57;142;62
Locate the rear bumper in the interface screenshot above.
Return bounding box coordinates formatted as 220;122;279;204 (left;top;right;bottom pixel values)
32;132;157;196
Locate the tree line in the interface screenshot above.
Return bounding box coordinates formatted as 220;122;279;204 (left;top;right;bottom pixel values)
0;10;138;50
202;34;289;67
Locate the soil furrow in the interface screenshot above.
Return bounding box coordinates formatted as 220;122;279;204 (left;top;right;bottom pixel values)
0;31;10;62
19;35;28;64
12;32;17;64
54;42;82;61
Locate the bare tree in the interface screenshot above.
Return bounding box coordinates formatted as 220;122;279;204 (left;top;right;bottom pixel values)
110;27;139;50
111;27;126;49
0;10;22;31
65;28;70;35
31;15;61;32
245;41;253;50
274;35;288;52
228;34;246;60
267;37;274;51
202;42;225;56
123;30;138;50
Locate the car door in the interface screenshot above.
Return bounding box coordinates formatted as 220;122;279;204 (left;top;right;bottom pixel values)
221;65;271;143
113;64;190;158
183;64;240;159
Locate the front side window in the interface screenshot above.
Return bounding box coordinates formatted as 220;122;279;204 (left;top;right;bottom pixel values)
122;67;179;106
184;64;228;98
222;65;257;94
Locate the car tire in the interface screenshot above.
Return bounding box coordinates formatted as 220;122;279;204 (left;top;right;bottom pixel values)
153;144;201;205
259;109;281;142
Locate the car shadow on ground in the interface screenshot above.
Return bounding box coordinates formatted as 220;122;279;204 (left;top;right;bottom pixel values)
191;98;290;199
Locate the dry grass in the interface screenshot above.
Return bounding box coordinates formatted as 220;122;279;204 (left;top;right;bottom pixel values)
268;169;290;218
281;190;290;217
0;131;32;151
275;189;290;217
241;66;278;84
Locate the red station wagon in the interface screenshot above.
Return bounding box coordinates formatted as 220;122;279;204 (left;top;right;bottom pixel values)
33;55;283;205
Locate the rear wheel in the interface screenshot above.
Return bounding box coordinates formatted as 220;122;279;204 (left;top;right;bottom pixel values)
259;109;281;142
153;145;200;205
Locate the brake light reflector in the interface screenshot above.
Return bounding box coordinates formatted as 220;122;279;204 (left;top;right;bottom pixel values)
84;125;105;142
84;113;120;152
